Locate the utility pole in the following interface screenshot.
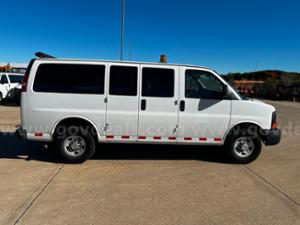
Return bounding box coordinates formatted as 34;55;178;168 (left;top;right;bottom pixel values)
120;0;125;61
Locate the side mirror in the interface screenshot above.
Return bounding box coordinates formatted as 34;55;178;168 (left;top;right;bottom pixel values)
222;85;228;97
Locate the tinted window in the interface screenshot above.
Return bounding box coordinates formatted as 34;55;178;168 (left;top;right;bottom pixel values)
109;66;138;96
0;75;8;84
9;75;24;83
142;68;174;97
185;70;224;99
33;64;105;94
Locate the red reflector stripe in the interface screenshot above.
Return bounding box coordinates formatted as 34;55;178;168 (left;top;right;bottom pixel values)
184;137;192;141
199;137;207;141
34;133;43;137
138;136;146;140
153;136;161;140
106;135;114;139
214;138;222;142
168;137;176;140
121;136;130;139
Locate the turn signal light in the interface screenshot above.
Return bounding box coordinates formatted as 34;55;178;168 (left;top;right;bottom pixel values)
271;112;277;129
272;122;277;129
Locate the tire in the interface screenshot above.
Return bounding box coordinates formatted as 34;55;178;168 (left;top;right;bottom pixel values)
55;125;96;163
225;129;262;164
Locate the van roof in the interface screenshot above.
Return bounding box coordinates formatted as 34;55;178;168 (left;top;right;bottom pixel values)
35;58;211;71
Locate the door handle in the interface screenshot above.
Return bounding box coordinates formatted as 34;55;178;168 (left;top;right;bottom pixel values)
180;100;185;112
141;99;146;111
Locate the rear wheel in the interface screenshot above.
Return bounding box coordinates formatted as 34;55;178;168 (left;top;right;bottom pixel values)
55;126;96;163
226;129;262;164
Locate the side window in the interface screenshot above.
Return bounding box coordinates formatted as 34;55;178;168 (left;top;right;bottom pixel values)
109;66;138;96
142;68;174;97
185;70;224;99
33;64;105;94
0;75;8;84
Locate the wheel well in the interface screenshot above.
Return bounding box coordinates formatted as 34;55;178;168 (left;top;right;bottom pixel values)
53;118;99;142
225;123;263;143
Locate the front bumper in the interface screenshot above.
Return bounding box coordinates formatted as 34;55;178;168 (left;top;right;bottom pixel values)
16;127;27;140
261;129;281;146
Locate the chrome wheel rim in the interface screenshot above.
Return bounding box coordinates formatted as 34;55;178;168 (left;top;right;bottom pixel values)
63;135;86;157
233;137;255;158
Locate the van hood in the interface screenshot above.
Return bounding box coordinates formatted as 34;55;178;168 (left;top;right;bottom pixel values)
251;98;265;104
246;98;275;112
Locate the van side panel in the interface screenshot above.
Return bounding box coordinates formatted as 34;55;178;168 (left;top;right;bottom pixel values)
104;63;140;142
177;67;231;144
25;61;107;142
137;65;179;142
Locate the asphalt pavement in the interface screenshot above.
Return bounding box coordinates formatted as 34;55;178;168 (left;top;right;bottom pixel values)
0;100;299;225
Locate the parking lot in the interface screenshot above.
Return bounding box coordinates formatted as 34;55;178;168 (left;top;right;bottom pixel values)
0;100;299;225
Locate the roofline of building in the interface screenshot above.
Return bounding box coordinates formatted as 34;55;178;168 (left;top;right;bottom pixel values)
0;63;28;68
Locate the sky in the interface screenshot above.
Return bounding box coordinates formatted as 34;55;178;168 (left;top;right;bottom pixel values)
0;0;299;74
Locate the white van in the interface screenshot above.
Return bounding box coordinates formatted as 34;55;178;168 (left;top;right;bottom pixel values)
16;56;281;163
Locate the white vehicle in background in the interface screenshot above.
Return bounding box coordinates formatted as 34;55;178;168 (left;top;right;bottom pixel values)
0;73;24;103
16;53;281;164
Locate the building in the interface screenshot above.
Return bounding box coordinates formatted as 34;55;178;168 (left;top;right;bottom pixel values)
0;63;28;74
234;80;264;94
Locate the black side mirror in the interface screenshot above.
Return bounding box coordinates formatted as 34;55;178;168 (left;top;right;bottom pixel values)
222;85;228;97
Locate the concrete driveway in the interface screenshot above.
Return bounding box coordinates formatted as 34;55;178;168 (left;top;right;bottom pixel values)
0;101;299;225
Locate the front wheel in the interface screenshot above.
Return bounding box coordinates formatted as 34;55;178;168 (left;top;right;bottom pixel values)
226;131;262;164
55;126;96;163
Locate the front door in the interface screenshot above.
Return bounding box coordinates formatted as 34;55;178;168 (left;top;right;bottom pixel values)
105;63;139;142
178;67;231;143
138;65;179;142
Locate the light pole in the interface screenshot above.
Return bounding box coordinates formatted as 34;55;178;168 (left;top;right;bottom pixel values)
120;0;125;61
